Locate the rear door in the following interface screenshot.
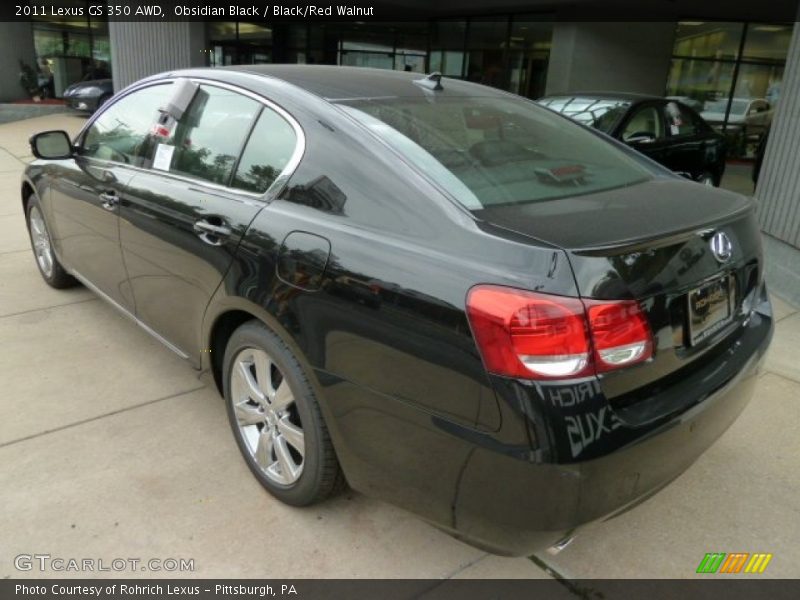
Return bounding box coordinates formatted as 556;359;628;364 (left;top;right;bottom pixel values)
120;83;302;359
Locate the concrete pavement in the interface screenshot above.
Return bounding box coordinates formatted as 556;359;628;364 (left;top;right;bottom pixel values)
0;113;798;581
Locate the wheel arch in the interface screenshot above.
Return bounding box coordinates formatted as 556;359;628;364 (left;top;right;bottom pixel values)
21;178;36;212
202;296;317;398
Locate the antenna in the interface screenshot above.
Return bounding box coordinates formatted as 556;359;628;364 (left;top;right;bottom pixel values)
414;72;443;91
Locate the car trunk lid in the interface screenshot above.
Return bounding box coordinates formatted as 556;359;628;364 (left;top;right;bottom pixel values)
474;177;764;425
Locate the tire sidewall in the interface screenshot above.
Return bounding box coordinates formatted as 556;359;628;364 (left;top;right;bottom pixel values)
26;196;56;284
222;322;326;505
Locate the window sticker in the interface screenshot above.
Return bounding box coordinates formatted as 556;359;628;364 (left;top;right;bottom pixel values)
152;143;175;171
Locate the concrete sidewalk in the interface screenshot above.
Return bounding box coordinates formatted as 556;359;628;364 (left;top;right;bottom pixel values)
0;114;798;581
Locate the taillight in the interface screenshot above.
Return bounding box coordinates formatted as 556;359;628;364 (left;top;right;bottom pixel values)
585;300;652;372
466;285;652;380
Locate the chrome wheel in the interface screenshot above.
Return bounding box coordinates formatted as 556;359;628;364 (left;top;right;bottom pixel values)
230;347;305;486
29;205;54;278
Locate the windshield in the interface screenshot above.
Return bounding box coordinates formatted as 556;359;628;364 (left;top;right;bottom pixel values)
704;99;748;115
338;96;651;210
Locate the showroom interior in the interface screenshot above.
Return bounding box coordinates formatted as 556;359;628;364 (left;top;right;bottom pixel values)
0;0;798;304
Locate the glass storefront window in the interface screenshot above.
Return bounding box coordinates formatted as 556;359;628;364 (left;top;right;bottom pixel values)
666;58;736;106
429;51;464;77
465;18;508;86
508;18;553;99
31;1;112;98
743;23;793;62
208;22;237;41
238;22;271;45
673;22;744;60
668;21;790;158
432;21;467;49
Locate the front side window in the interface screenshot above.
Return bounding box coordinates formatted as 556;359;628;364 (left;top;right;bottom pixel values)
81;84;173;166
664;101;700;137
621;106;664;142
232;107;298;194
339;95;651;209
161;86;261;186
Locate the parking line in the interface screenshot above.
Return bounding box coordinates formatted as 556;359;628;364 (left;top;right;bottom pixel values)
0;296;98;321
0;385;207;450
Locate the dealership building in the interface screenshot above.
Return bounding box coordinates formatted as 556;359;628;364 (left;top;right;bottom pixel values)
1;0;799;301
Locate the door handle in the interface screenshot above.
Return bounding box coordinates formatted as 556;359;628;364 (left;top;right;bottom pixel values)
194;218;231;246
99;191;119;211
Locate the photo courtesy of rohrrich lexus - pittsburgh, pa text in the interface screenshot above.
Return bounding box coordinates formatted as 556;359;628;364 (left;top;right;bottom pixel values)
22;66;773;555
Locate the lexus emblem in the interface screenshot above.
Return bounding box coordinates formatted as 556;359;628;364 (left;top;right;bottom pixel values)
710;231;733;263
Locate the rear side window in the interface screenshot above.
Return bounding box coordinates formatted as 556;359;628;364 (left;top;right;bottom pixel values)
232;107;298;194
164;85;260;186
339;96;651;209
81;84;172;166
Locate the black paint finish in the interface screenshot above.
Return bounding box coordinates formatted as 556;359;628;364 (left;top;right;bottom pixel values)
22;66;773;556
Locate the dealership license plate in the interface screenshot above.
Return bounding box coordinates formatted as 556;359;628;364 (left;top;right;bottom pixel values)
687;275;734;346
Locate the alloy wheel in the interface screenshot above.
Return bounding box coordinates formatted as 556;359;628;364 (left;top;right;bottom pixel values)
29;205;54;278
230;347;305;485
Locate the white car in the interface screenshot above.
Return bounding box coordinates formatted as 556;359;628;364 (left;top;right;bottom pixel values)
701;97;772;131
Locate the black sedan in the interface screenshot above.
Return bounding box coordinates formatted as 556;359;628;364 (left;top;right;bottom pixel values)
62;78;114;113
538;92;727;186
22;66;772;555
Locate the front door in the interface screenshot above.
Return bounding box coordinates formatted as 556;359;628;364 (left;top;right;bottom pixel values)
49;82;175;310
619;102;671;171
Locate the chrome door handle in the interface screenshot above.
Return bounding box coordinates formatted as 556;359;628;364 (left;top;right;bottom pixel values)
99;191;119;211
194;219;231;245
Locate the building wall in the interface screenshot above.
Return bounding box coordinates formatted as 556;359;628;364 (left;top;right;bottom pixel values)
109;21;206;91
545;22;675;96
0;23;38;102
755;21;800;303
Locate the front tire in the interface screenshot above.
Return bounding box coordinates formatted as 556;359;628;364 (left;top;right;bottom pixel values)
698;172;717;187
222;320;343;506
25;196;77;289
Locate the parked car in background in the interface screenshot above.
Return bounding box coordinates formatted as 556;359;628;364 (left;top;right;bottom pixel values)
701;97;772;131
22;67;772;556
702;97;773;157
667;95;704;113
538;92;727;186
62;79;114;113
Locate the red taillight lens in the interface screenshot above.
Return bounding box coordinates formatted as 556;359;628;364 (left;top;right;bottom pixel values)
466;286;591;379
586;300;653;372
466;285;653;380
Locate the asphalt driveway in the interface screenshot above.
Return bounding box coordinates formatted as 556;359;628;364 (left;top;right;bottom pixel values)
1;113;798;581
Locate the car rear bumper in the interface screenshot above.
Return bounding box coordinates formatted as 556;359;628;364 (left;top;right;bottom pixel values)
450;303;772;556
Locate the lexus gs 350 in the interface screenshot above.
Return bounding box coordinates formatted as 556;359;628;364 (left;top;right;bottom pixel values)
22;66;773;555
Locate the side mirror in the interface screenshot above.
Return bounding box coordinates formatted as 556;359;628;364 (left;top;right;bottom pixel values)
30;130;73;160
626;132;656;144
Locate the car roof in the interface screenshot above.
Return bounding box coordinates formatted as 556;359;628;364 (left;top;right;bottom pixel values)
219;64;497;101
540;91;662;103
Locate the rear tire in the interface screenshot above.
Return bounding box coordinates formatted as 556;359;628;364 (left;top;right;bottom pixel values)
223;320;344;506
25;196;77;289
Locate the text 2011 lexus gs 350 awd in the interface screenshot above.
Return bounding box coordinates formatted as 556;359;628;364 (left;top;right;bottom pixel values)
22;65;773;555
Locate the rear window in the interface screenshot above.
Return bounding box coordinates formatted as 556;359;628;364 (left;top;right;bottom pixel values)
338;96;650;210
